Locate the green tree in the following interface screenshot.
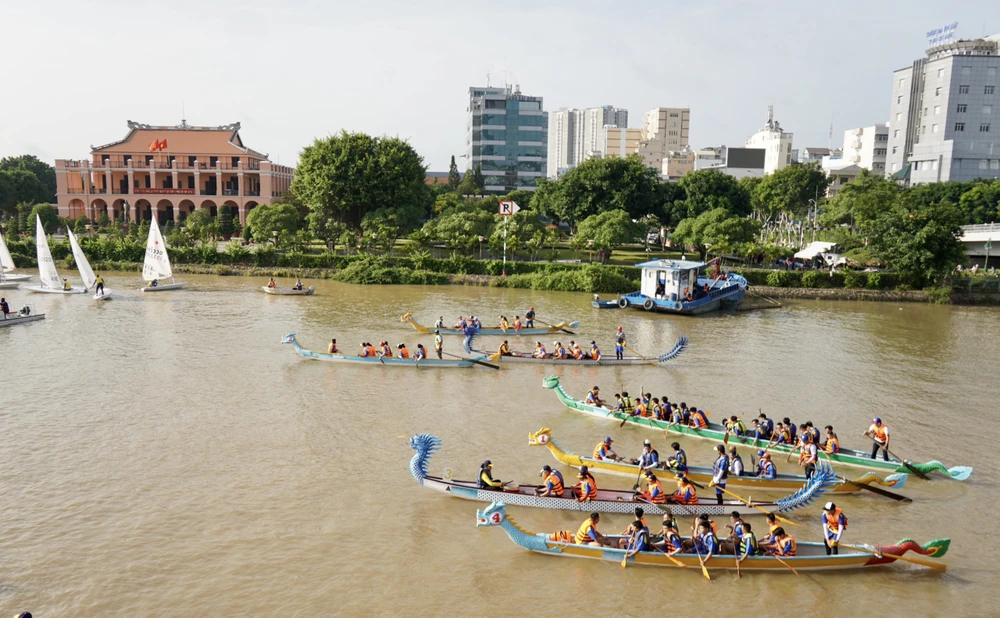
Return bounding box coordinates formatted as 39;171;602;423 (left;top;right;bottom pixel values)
0;169;49;216
360;208;403;253
472;164;485;191
677;169;753;219
294;131;428;244
670;208;760;260
246;202;300;246
456;171;482;196
958;180;1000;225
575;209;644;261
183;209;216;245
866;196;966;286
97;212;111;229
29;203;60;233
0;155;56;202
820;171;900;231
752;162;830;220
488;208;546;259
218;204;235;236
419;202;494;255
447;155;461;190
656;180;688;227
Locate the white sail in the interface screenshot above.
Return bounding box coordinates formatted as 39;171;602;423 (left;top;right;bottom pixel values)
142;216;173;281
0;230;15;272
35;215;61;290
67;229;97;290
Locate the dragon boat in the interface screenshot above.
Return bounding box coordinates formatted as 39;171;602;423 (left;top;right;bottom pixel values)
401;312;580;337
527;427;909;498
281;334;491;368
472;335;688;366
409;433;836;517
542;376;973;481
476;502;950;572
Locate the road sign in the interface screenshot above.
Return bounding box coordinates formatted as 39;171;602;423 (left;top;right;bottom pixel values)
499;200;520;216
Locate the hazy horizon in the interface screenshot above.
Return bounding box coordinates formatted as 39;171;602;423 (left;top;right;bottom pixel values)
1;1;995;171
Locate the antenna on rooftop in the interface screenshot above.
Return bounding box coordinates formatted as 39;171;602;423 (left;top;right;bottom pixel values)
829;122;833;150
181;101;187;128
486;71;490;87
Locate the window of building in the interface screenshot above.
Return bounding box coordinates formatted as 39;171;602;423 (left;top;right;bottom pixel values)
895;112;902;121
962;66;972;76
922;125;927;134
935;87;942;96
959;85;970;94
485;99;505;109
210;156;218;167
877;134;888;141
955;122;965;131
892;146;898;154
993;160;1000;170
934;105;941;115
931;160;937;170
898;78;905;88
892;163;899;172
985;105;993;114
938;68;945;78
981;123;991;132
101;154;110;163
519;101;540;111
875;148;887;155
987;86;996;95
958;104;967;113
981;159;989;170
923;108;928;116
145;155;153;164
897;95;902;104
232;157;240;168
893;129;900;138
913;161;920;171
188;156;197;166
932;124;939;133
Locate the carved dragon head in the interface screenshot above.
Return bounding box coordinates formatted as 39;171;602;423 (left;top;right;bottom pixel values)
400;312;414;323
542;376;560;390
476;502;508;528
281;333;296;344
528;427;553;447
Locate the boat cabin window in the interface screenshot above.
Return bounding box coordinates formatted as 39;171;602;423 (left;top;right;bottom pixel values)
655;270;667;298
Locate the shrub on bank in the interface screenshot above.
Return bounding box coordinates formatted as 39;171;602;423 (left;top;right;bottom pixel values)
492;264;637;294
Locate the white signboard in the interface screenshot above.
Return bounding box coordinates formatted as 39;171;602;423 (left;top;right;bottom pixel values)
499;200;520;216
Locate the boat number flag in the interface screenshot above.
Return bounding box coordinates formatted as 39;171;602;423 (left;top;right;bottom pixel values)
499;200;520;216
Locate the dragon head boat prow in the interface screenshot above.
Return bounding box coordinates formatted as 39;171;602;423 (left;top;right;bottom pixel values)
528;428;553;447
408;433;441;484
542;376;561;390
477;502;508;528
281;333;297;344
400;312;414;323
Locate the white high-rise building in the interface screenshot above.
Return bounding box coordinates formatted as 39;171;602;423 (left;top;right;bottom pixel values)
841;124;889;174
547;105;628;177
635;107;690;175
745;106;793;174
886;35;1000;184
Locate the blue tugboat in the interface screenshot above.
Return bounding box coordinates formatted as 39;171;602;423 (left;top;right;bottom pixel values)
595;259;747;315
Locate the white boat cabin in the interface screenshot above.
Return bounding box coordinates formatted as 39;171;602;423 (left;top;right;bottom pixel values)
636;259;705;302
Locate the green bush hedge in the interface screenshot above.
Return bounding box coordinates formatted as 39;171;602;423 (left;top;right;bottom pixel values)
492;264;637;294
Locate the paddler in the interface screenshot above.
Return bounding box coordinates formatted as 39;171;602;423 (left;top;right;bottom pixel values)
533;341;547;359
366;342;378;357
725;415;747;438
623;519;651;557
435;316;445;328
797;432;818;479
651;515;683;554
499;315;510;332
823;425;840;453
722;511;748;555
293;278;303;291
737;521;759;563
584;385;605;407
620;507;649;541
379;341;393;358
759;513;780;550
0;297;9;319
864;417;890;461
553;341;567;359
574;512;610;547
768;527;796;556
414;344;427;361
689;406;709;429
728;446;744;476
589;341;602;361
805;421;821;444
569;340;584;360
708;444;729;505
636;440;659;470
671;474;697;504
477;460;505;490
636;470;667;504
757;451;777;479
513;315;523;331
614;326;626;360
664;442;688;472
397;343;410;359
783;417;797;443
573;465;598;502
462;322;477;354
498;340;512;356
696;520;721;561
434;330;443;359
593;436;619;461
758;412;774;439
650;398;664;420
327;338;338;354
821;502;848;555
535;465;565;497
524;306;535;328
360;342;371;357
620;391;634;415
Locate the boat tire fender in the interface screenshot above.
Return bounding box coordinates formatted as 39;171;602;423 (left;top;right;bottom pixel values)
675;302;683;310
643;299;655;311
618;298;629;309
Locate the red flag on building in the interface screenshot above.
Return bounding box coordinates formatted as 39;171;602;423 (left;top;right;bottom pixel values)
159;138;167;151
149;139;160;152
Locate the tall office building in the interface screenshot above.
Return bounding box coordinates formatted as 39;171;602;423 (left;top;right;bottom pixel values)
841;124;889;174
635;107;690;175
886;35;1000;184
546;105;627;177
745;106;793;174
466;84;548;193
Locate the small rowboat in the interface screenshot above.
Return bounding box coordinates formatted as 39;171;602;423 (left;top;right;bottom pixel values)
409;433;837;517
473;335;688;366
401;312;580;337
542;376;974;481
476;502;950;572
262;286;315;296
0;310;45;327
591;295;620;309
281;334;490;368
527;427;908;498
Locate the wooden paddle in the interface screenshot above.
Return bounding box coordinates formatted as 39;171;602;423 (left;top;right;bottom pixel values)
734;538;742;579
770;553;799;575
625;345;659;368
842;543;947;572
651;542;687;568
866;438;930;481
691;514;712;582
536;319;575;335
820;451;910;502
712;484;800;527
443;352;499;370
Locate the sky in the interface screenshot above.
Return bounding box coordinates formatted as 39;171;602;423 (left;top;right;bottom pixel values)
0;0;995;171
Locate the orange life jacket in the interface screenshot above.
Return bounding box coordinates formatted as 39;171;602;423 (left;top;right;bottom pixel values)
575;520;598;544
365;345;377;356
380;345;391;357
826;436;840;453
549;530;574;543
635;402;648;417
873;425;888;442
399;348;410;359
775;535;797;556
646;478;666;504
691;410;708;428
675;481;697;504
579;478;598;501
543;472;564;495
823;508;848;534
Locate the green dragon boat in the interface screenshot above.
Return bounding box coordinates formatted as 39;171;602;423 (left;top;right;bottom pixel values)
542;376;972;481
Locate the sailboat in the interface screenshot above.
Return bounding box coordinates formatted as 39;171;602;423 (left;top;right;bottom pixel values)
68;229;112;301
0;228;32;288
25;215;86;294
139;214;186;292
